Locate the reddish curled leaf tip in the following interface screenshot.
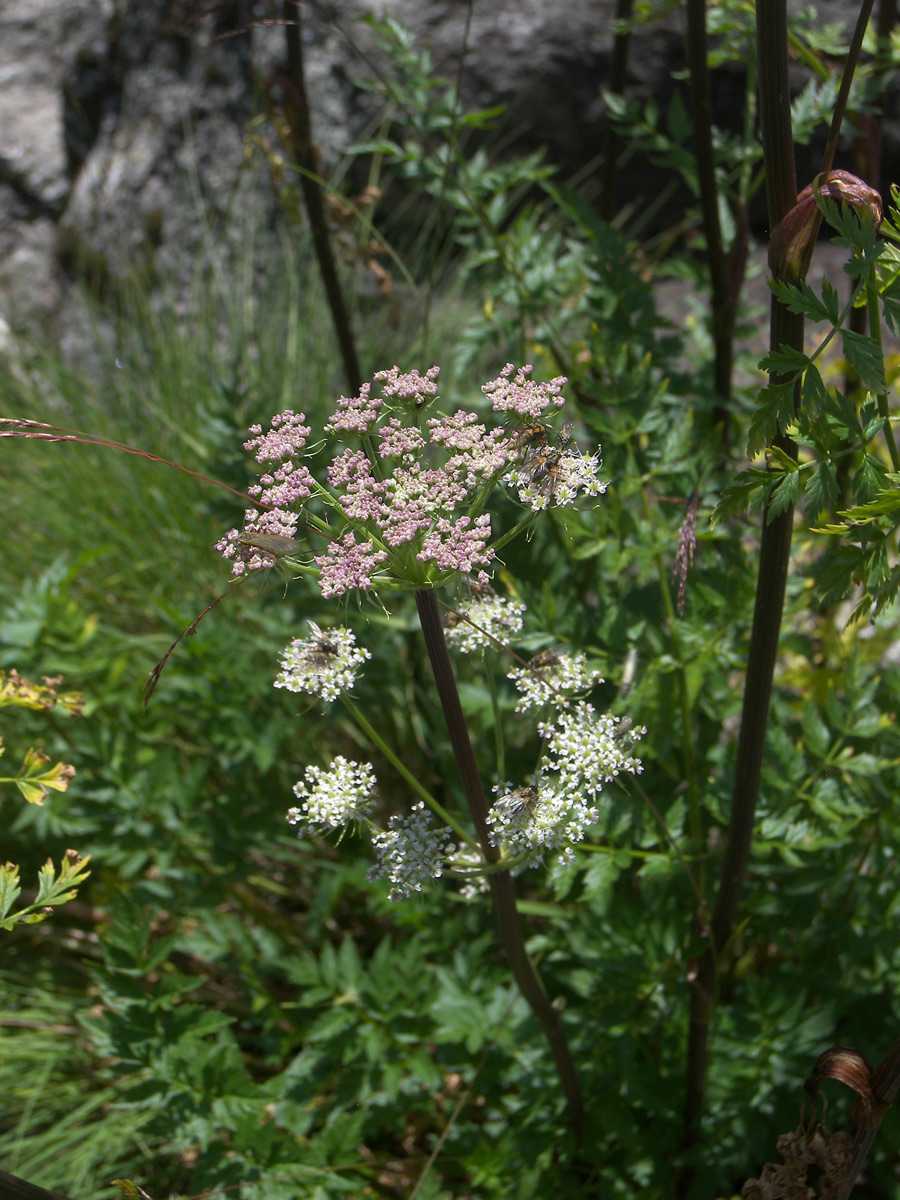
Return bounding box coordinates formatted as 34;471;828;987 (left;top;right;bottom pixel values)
769;170;883;282
806;1045;889;1129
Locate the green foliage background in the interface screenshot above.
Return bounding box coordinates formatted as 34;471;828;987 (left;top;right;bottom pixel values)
4;6;900;1199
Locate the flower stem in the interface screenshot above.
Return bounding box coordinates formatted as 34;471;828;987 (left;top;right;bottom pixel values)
867;278;900;472
341;696;477;848
414;588;585;1142
600;0;634;221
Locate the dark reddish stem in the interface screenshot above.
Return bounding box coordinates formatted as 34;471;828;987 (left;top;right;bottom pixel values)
414;588;584;1141
678;0;802;1185
685;0;743;439
282;0;363;395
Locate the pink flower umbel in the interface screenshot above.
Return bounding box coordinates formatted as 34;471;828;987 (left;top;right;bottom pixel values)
217;364;606;596
482;363;567;419
325;382;382;435
315;532;390;598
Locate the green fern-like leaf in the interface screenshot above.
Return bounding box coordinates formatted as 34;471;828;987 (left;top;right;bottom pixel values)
841;329;887;394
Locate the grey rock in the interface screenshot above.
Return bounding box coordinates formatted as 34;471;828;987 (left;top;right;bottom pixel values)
0;0;871;340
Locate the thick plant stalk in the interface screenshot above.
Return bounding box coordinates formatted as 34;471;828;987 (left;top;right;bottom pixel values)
0;1169;76;1200
414;589;585;1142
684;0;745;438
679;0;802;1175
837;1034;900;1195
282;0;363;395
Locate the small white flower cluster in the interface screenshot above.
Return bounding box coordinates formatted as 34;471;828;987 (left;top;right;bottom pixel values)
445;591;526;654
486;704;645;868
488;784;600;869
451;845;493;900
275;622;372;702
287;757;377;835
507;650;603;712
538;702;645;797
504;446;607;512
368;801;456;902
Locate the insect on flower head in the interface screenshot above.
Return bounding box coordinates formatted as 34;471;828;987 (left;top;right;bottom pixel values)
238;532;303;557
494;785;540;818
275;622;372;702
527;646;567;672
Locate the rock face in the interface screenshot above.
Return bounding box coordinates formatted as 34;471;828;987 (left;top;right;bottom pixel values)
0;0;111;323
0;0;874;339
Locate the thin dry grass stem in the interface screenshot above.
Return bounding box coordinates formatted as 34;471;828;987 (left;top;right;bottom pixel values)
0;418;262;509
143;575;256;708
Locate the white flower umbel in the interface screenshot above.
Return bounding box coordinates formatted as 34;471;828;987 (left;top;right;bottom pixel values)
275;622;372;702
487;783;600;869
368;801;456;901
287;757;376;834
507;650;603;712
538;702;644;798
445;592;526;654
504;446;607;512
486;704;645;868
451;845;492;900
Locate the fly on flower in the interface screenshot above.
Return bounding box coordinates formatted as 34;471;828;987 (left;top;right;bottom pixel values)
495;785;540;817
526;444;560;483
527;646;567;672
275;622;372;702
504;414;603;511
238;532;302;556
514;421;549;457
528;426;572;497
469;579;497;601
301;625;341;669
613;716;633;741
515;417;571;461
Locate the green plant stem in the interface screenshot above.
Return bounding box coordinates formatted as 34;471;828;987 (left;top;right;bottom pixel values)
847;0;893;387
866;279;900;471
489;508;541;555
684;0;739;437
282;0;363;395
631;779;704;907
679;0;804;1183
341;695;477;847
413;588;585;1142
